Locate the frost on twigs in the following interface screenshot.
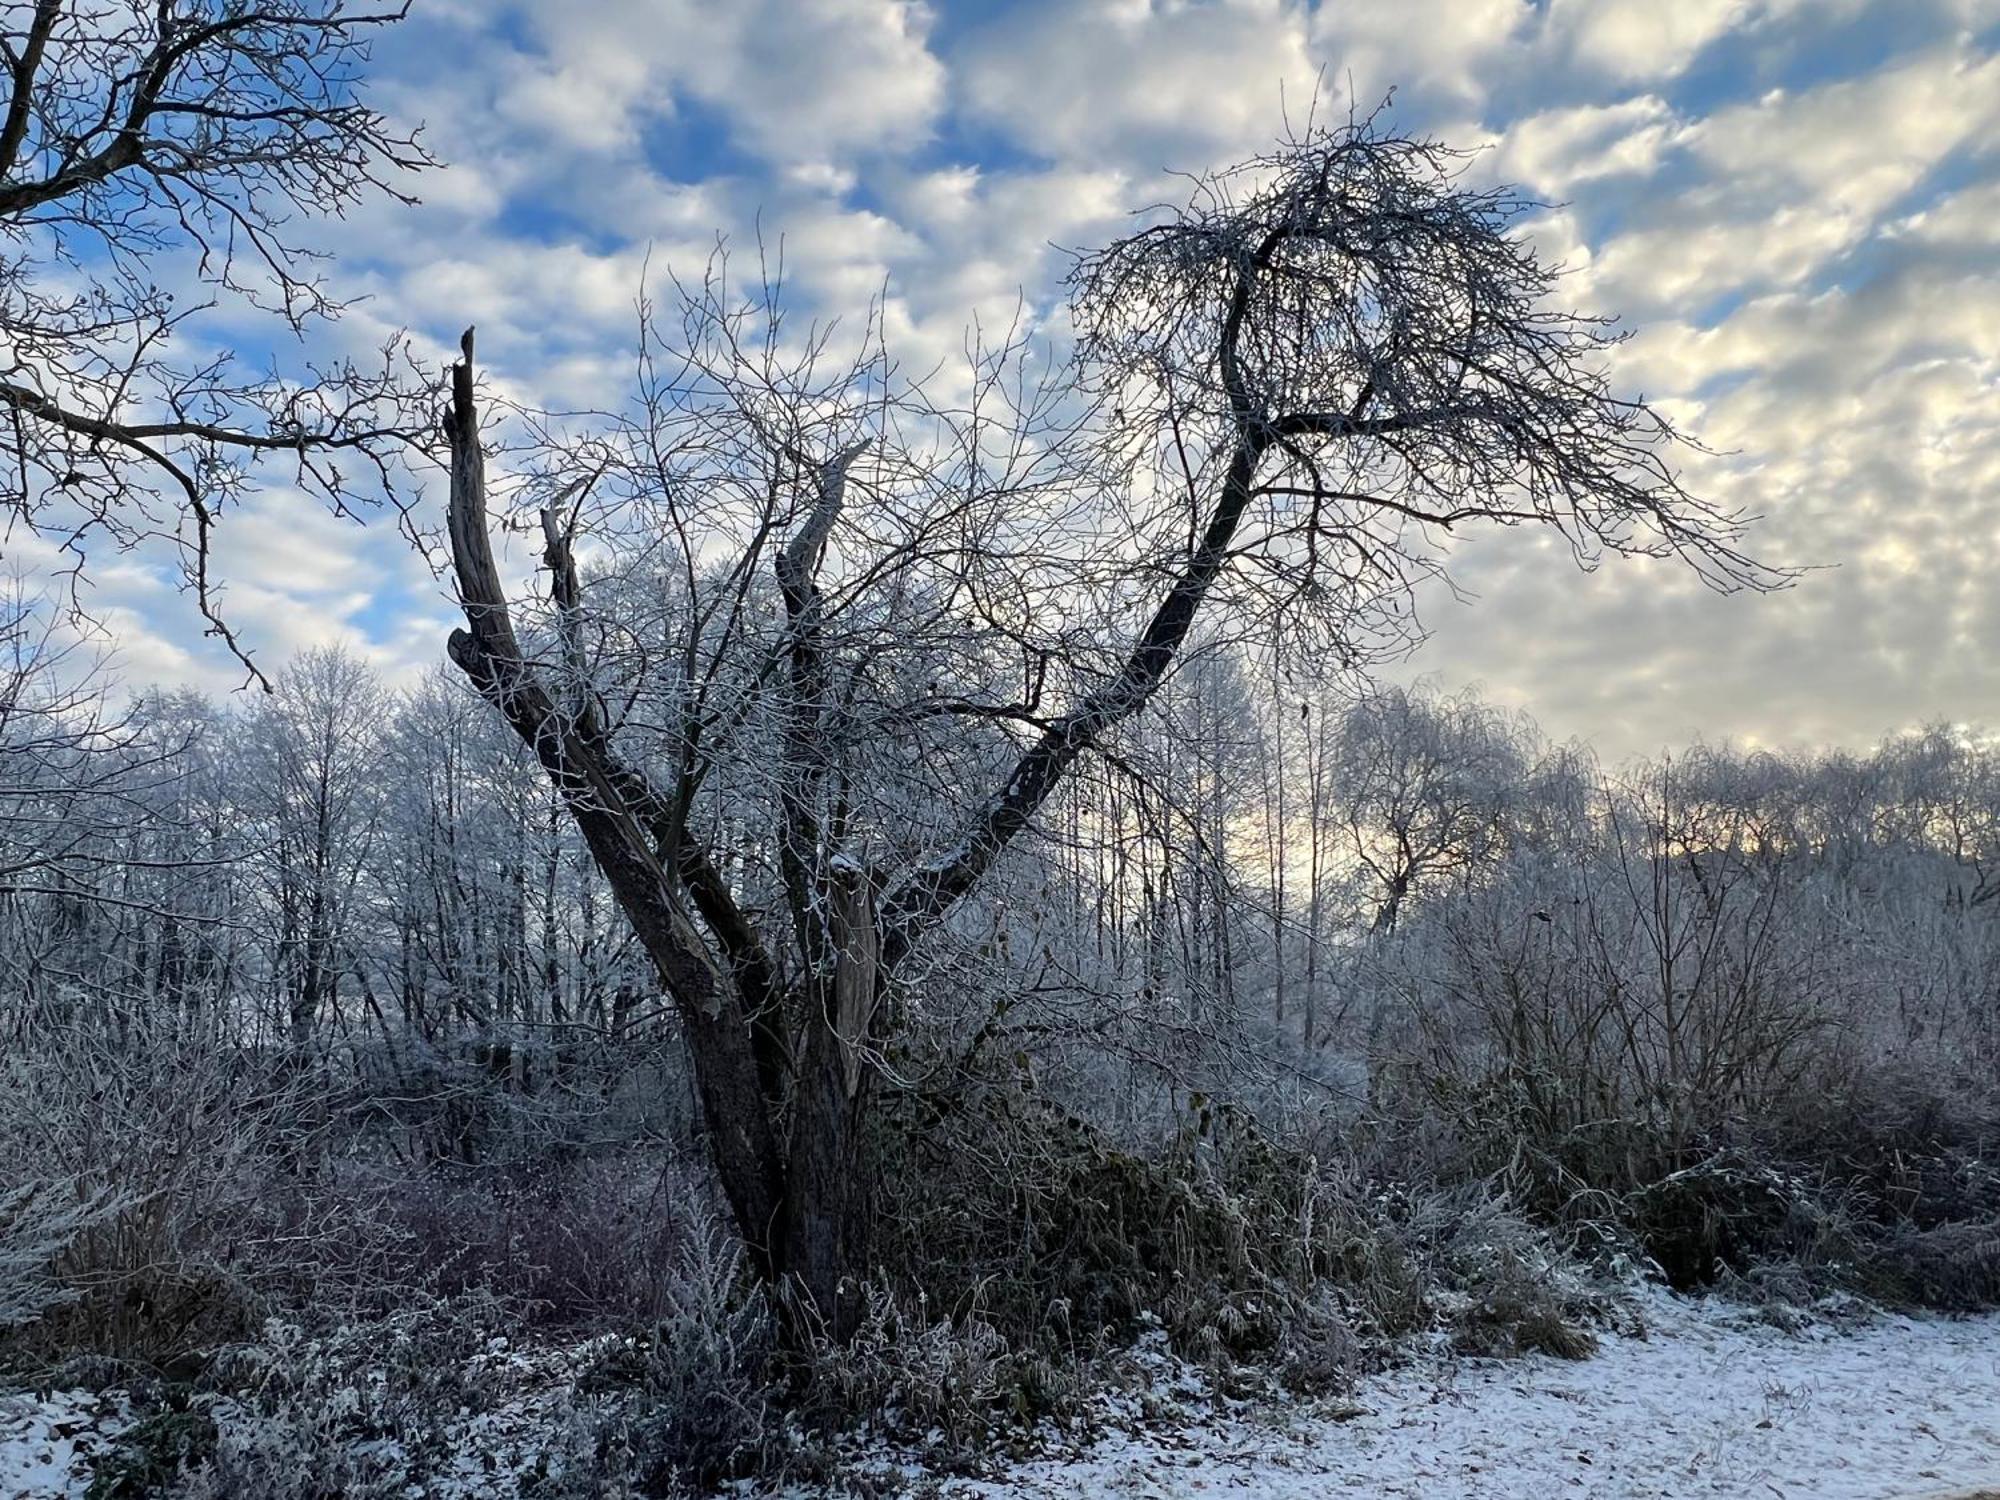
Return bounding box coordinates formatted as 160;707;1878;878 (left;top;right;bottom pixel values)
0;1180;133;1333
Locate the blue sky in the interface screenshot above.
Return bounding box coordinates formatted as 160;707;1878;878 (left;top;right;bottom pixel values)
70;0;2000;758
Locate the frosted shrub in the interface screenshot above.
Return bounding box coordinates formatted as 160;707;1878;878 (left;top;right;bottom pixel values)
0;1031;302;1363
803;1286;1024;1454
0;1179;132;1332
167;1297;514;1500
566;1193;776;1492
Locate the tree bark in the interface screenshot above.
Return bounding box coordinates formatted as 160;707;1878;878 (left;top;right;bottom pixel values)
782;861;880;1340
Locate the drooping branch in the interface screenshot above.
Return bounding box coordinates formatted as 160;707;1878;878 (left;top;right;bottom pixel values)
0;0;435;681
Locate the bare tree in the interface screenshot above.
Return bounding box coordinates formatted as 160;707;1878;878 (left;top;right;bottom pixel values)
239;644;384;1052
0;0;432;678
1329;683;1530;935
440;121;1787;1339
0;594;153;899
0;593;203;1009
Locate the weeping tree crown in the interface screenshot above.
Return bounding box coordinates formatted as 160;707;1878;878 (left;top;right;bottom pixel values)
1069;123;1788;672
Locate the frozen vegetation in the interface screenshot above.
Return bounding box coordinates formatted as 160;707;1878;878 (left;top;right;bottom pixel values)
5;1290;1998;1497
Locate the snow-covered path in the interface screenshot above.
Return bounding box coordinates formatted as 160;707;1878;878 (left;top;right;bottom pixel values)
952;1294;2000;1500
0;1389;129;1500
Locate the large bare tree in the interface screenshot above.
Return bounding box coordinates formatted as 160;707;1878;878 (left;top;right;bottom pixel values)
441;124;1787;1339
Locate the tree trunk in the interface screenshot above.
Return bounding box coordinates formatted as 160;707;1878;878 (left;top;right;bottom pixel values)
779;861;880;1341
439;335;788;1285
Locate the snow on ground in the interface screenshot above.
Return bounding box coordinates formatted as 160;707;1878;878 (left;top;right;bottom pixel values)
0;1388;129;1500
3;1292;1995;1497
949;1291;2000;1500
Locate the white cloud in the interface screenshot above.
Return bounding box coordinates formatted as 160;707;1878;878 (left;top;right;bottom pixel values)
1546;0;1761;82
43;0;2000;763
1414;225;2000;752
505;0;945;165
1690;43;2000;208
1310;0;1529;108
1588;42;2000;313
1493;96;1681;195
959;0;1321;165
1884;180;2000;249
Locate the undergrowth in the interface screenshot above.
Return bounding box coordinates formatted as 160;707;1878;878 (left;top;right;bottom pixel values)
14;1055;1995;1497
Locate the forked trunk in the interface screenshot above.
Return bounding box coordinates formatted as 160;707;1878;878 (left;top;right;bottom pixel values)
441;332;875;1349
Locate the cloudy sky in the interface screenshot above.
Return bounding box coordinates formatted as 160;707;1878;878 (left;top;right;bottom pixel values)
79;0;2000;760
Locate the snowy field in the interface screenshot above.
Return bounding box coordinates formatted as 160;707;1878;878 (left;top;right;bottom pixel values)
3;1291;1996;1498
950;1292;2000;1500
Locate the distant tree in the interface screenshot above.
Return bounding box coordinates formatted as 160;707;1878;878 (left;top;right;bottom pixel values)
0;595;165;1010
240;645;384;1050
1876;725;2000;907
0;595;145;896
0;0;432;678
441;120;1789;1339
1330;684;1531;934
0;593;245;1027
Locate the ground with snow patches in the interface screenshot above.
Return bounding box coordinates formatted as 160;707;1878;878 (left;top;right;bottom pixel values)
949;1291;2000;1500
2;1290;1996;1498
0;1388;130;1500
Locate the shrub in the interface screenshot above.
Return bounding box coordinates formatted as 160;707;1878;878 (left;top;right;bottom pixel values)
0;1031;288;1368
568;1195;774;1493
875;1074;1607;1402
160;1296;522;1500
0;1180;133;1336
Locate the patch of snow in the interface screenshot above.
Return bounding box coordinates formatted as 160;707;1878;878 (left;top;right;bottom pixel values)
0;1389;131;1500
947;1290;2000;1500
